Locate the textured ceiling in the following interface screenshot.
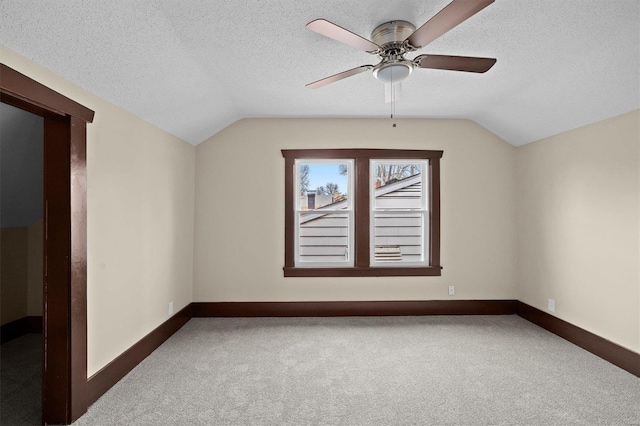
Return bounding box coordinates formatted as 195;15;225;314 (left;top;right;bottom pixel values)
1;0;638;146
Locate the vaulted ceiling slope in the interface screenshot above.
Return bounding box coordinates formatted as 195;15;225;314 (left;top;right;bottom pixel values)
0;103;43;228
1;0;638;146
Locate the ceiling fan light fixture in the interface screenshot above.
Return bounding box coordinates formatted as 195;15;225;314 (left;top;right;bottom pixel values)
306;1;497;88
373;62;413;84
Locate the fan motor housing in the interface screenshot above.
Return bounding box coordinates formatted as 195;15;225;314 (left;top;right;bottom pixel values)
371;20;416;48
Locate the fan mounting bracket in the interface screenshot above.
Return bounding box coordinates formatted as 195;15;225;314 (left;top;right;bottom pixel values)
371;20;417;57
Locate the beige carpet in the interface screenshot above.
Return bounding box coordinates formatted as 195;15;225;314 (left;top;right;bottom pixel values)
73;315;639;425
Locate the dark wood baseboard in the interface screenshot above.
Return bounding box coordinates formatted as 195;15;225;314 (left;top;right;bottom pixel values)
87;304;192;405
516;301;640;378
192;300;518;317
1;316;43;344
83;299;638;411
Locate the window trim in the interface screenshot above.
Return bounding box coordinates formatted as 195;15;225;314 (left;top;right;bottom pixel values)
282;149;443;277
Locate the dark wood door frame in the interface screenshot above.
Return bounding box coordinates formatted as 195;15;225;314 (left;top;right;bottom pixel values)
1;64;94;424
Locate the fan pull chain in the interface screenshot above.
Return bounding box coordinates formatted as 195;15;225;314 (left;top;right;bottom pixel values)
390;84;394;119
392;85;396;119
390;68;397;127
390;68;395;119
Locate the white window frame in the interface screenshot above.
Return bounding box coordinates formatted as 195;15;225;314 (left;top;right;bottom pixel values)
369;159;429;267
294;159;354;268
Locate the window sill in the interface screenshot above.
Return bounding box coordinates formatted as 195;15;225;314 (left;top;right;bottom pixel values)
283;266;442;277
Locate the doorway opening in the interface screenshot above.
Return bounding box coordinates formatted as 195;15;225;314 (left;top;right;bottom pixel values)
0;102;44;424
1;64;94;425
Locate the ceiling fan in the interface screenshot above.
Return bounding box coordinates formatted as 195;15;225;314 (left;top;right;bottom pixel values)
306;0;497;93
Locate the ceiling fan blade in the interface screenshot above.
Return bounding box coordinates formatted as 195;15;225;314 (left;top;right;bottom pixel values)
307;19;381;53
406;0;494;49
415;54;496;73
306;65;374;89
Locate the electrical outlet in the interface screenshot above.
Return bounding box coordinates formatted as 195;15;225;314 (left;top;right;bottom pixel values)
168;301;174;316
548;298;555;313
448;285;455;296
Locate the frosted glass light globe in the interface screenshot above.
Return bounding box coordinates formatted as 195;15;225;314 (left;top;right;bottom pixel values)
373;63;413;84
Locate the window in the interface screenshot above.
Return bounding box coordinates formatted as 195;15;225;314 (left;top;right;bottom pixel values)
282;149;443;277
295;159;354;267
370;160;428;267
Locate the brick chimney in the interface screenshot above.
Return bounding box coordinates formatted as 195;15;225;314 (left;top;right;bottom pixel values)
307;193;316;210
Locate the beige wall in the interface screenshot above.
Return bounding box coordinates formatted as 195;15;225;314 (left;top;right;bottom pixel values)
1;46;196;376
194;118;518;302
4;43;636;381
517;110;640;353
0;227;28;324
